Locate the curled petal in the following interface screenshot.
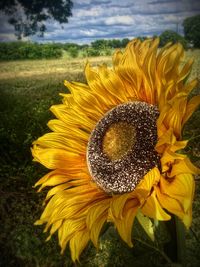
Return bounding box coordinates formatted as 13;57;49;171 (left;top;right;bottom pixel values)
141;191;171;221
155;183;193;229
183;95;200;125
159;174;195;214
169;158;200;178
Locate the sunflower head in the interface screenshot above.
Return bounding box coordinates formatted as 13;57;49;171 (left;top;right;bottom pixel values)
32;38;200;262
87;101;160;194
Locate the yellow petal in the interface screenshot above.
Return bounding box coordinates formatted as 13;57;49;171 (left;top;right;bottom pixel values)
109;193;135;219
45;180;87;201
46;220;63;241
156;127;176;149
182;95;200;125
159;174;195;213
163;94;187;137
86;199;110;248
169;140;188;153
136;167;160;196
142;38;159;103
177;58;194;83
156;128;188;154
160;149;186;172
157;43;183;98
155;186;192;228
35;170;89;192
50;104;95;131
33;132;86;154
46;189;105;228
85;63;117;108
113;49;123;67
169;158;200;178
133;167;160;206
64;80;104;120
98;64;128;103
141;190;171;221
58;218;86;254
111;199;139;247
69;229;90;262
90;214;107;248
47;119;89;142
32;146;84;170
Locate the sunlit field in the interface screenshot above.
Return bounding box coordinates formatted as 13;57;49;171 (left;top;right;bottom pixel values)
0;55;112;80
0;50;200;267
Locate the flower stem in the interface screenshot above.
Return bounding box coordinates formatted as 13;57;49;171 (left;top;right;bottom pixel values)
134;237;172;264
175;216;186;267
164;215;186;266
190;227;199;242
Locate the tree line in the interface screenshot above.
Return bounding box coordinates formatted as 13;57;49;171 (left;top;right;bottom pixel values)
0;14;199;61
0;38;129;61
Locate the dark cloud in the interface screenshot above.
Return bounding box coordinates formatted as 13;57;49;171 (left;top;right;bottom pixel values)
91;0;112;5
148;0;182;5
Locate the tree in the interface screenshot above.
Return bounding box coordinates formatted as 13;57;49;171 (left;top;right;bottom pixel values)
0;0;73;39
183;15;200;48
121;38;130;48
159;30;187;49
91;39;109;50
108;39;122;48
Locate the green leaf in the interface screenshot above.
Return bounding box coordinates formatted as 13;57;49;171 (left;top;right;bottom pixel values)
136;210;155;241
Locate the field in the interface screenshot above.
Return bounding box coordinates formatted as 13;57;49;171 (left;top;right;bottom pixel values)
0;50;200;267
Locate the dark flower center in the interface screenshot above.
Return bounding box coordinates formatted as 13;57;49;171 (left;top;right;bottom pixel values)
87;101;160;194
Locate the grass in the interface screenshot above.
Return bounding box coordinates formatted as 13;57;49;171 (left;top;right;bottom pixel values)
0;51;200;267
0;55;112;80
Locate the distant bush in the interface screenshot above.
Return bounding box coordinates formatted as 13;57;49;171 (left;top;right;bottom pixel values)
62;43;80;51
159;30;187;49
68;46;79;58
0;42;63;61
101;47;113;56
83;47;101;57
91;38;130;50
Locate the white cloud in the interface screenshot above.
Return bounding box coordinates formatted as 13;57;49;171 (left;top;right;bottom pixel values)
80;29;102;37
105;15;134;25
73;0;92;5
75;6;103;17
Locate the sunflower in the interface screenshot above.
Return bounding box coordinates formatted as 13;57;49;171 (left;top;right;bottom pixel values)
32;38;200;262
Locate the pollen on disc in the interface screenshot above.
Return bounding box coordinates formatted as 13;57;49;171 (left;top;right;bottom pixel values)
87;101;160;194
102;121;136;161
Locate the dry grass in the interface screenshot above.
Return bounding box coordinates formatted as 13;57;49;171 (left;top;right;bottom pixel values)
0;56;112;80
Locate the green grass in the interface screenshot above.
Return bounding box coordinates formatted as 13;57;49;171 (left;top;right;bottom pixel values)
0;52;200;267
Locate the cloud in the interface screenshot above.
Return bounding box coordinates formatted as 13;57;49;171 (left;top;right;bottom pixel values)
0;0;199;43
148;0;182;5
75;6;104;17
105;16;134;25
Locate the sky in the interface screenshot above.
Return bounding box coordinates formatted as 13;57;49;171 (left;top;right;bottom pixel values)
0;0;200;44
